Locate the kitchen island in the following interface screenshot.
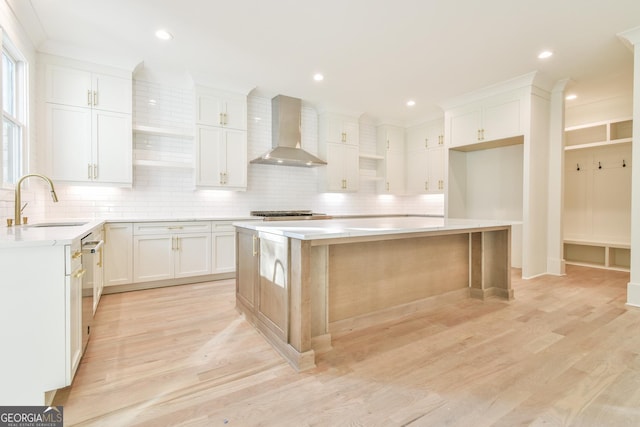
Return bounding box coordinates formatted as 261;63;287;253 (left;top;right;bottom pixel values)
234;216;513;371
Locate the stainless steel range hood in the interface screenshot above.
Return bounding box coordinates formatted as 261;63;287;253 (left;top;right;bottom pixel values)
250;95;327;167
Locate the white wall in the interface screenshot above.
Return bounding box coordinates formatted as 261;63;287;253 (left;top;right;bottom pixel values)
0;77;445;222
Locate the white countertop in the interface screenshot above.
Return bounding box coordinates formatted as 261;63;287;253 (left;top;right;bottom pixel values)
0;219;105;248
0;216;257;248
234;217;519;240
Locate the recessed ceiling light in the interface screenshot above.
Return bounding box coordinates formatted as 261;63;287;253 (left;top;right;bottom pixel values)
155;29;173;40
313;73;324;82
565;94;577;101
538;50;553;59
406;100;416;107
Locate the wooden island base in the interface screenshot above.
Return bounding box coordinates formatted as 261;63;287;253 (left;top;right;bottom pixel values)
235;221;512;371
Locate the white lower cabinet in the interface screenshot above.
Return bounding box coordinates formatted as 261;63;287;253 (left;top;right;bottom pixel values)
103;223;133;287
66;239;83;385
133;222;212;283
212;221;236;274
0;241;83;405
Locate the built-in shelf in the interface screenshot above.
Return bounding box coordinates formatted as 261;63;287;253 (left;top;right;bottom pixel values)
133;149;193;169
133;124;195;139
564;239;630;271
133;159;194;169
565;118;632;151
359;153;384;161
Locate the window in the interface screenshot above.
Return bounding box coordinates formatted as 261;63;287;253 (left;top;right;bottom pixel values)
1;35;26;186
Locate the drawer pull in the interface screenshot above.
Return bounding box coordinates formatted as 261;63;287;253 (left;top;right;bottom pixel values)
72;268;86;279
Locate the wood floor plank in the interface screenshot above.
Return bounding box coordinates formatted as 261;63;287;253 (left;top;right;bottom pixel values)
54;265;640;426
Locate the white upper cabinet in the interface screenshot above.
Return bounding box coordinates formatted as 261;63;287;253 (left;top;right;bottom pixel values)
447;89;524;148
196;125;247;190
41;56;132;185
377;124;405;194
318;113;360;192
195;86;247;130
406;119;445;194
44;64;132;114
195;86;248;190
320;113;359;145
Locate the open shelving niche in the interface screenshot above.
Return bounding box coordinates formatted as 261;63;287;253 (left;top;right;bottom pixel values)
358;152;384;182
563;117;633;271
133;124;195;169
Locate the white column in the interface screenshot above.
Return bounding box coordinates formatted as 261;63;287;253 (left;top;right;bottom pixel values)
547;79;569;276
618;26;640;306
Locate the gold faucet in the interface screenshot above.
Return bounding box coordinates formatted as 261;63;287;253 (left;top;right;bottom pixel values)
14;174;59;226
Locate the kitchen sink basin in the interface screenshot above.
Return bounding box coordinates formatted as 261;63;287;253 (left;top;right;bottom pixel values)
25;221;88;228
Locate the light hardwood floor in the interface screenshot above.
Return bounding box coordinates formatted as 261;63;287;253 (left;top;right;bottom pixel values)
54;265;640;426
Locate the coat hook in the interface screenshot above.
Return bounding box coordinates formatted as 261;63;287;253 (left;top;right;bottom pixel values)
598;161;602;170
623;159;626;167
576;163;580;171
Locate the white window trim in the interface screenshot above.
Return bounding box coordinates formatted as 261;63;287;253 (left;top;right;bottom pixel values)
0;30;29;189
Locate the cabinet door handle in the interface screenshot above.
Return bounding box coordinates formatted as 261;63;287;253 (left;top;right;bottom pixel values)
175;237;180;251
72;268;87;279
72;250;82;259
386;182;390;191
219;113;224;126
87;90;92;106
425;138;428;148
93;164;98;179
224;113;228;126
167;226;184;230
439;135;444;145
252;235;258;256
93;91;98;106
425;181;429;191
88;164;92;179
341;132;346;143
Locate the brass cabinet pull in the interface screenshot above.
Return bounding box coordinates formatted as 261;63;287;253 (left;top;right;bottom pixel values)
93;91;98;106
72;250;82;259
425;138;428;148
219;112;224;126
93;164;98;179
425;181;429;191
252;235;258;256
167;226;184;230
87;90;92;106
72;268;86;279
224;113;228;126
439;135;444;145
88;164;92;179
341;132;347;143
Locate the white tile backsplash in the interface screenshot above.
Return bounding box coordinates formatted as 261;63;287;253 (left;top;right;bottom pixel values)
0;79;444;223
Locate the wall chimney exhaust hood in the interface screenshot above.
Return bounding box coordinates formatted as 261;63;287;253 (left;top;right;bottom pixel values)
250;95;327;167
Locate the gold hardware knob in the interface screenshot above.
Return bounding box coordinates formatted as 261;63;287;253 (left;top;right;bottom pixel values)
7;218;13;227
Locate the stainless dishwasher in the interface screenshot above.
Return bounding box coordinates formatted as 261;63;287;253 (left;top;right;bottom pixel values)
81;233;103;351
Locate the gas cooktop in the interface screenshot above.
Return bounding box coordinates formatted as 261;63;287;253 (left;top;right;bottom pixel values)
250;210;332;221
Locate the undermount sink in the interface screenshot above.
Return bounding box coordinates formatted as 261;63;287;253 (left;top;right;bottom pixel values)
25;221;88;228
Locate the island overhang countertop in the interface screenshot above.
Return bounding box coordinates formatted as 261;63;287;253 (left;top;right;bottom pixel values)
233;216;520;240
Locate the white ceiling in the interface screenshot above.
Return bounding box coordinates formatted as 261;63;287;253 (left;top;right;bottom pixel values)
11;0;640;125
